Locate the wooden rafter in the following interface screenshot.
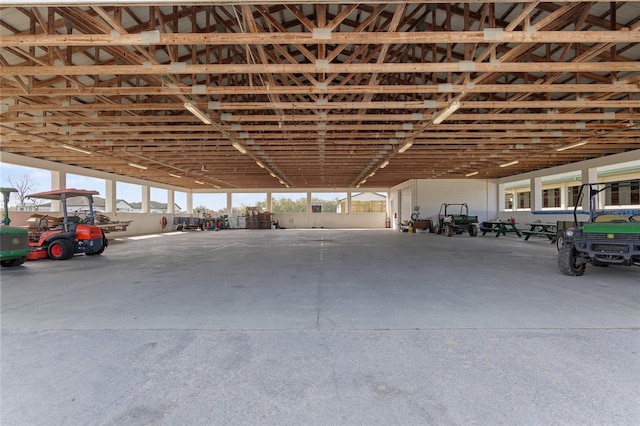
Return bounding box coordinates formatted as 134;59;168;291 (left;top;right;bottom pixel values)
0;2;638;190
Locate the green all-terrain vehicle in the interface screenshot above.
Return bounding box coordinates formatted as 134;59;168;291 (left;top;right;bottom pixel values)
0;187;30;267
558;179;640;276
434;203;479;237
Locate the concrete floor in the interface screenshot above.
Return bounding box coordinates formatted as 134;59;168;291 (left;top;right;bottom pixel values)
1;229;639;425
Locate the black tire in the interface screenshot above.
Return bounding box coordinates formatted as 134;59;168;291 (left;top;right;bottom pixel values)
469;225;478;237
1;257;26;267
86;235;108;256
558;243;586;276
556;231;565;251
47;239;75;260
444;224;453;237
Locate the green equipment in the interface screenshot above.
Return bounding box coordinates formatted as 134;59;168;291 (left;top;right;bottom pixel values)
558;180;640;276
0;187;30;267
433;203;479;237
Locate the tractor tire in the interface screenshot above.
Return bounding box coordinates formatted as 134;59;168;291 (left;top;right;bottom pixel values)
86;235;108;256
48;239;75;260
469;225;478;237
444;224;453;237
558;243;585;276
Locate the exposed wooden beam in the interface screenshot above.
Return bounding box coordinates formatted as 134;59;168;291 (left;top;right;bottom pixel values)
1;83;637;97
3;30;640;48
4;62;638;77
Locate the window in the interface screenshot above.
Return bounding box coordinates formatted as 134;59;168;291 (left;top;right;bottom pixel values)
542;188;561;208
567;186;581;208
517;191;530;209
605;180;640;206
504;192;514;210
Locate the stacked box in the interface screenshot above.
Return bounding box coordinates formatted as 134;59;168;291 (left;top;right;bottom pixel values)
244;207;272;229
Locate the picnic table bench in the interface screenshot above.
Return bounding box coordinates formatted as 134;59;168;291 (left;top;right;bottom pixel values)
522;222;557;243
480;221;522;237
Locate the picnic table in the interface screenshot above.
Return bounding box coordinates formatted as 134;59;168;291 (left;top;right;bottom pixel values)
522;222;557;243
480;221;522;237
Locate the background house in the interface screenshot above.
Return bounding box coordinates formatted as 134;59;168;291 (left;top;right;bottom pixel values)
128;201;182;214
337;192;387;213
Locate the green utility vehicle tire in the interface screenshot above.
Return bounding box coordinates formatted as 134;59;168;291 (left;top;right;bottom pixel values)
444;224;453;237
558;243;586;276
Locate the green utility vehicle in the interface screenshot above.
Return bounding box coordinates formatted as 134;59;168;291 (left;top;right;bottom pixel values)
434;203;479;237
558;180;640;276
0;187;30;267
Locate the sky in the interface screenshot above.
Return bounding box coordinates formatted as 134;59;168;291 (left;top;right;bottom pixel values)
0;162;346;209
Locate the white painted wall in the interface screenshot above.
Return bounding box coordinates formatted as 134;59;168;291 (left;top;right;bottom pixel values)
7;210;176;237
7;209;387;234
415;179;498;223
390;179;499;227
273;212;386;229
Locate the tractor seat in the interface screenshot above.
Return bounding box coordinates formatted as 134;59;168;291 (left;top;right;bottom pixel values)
594;215;628;223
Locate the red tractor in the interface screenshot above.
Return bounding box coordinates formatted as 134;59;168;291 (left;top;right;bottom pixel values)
26;189;108;261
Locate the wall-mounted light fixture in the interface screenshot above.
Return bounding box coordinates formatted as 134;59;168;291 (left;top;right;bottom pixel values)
432;101;461;125
184;102;212;125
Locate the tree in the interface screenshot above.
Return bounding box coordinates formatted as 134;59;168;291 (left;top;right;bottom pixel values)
271;197;307;213
6;173;35;207
311;196;340;213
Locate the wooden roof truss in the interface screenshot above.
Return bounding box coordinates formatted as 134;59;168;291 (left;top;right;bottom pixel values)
1;2;639;189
